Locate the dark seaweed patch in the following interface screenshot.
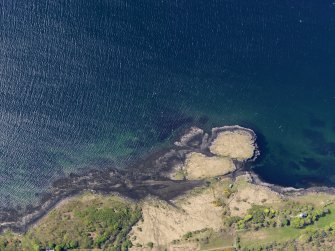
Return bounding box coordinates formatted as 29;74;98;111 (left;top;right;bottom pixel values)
151;107;193;141
299;157;322;170
198;115;209;125
303;129;325;142
309;118;326;128
301;129;335;156
288;161;300;170
157;116;193;141
313;142;335;156
300;176;330;187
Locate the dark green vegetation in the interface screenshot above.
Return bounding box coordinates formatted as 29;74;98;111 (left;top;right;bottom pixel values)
236;202;335;250
230;203;330;231
0;193;141;251
189;179;335;250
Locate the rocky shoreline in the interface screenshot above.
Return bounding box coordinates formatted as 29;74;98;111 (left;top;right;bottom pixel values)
1;125;335;234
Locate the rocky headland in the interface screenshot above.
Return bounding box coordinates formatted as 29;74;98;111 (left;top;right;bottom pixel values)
2;125;335;250
0;125;258;233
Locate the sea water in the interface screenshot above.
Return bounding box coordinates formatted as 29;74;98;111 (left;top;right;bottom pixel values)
0;0;335;208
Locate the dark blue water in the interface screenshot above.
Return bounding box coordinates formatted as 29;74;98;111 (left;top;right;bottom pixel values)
0;0;335;208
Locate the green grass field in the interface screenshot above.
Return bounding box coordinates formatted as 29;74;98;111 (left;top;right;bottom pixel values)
239;205;335;250
200;231;235;250
238;227;300;249
308;205;335;229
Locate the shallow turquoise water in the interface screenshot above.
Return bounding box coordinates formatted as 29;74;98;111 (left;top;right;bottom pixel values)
0;0;335;208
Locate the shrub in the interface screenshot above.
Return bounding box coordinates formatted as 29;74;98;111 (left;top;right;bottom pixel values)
225;216;242;227
244;214;253;222
55;245;62;251
291;218;305;229
183;232;193;239
68;240;78;248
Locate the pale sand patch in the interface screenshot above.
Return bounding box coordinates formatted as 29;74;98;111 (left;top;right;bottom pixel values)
229;182;282;217
129;188;224;250
210;130;255;161
184;152;235;180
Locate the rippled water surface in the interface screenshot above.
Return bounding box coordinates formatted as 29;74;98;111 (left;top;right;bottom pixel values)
0;0;335;208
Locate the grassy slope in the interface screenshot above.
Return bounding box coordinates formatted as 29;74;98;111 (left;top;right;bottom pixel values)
3;179;335;251
0;192;142;251
239;227;300;249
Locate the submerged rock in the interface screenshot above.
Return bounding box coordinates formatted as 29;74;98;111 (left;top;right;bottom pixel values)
174;127;204;147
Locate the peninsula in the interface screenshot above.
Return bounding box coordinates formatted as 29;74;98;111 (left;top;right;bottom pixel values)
1;126;335;251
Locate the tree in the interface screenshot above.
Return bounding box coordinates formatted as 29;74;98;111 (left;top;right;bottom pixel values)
147;242;154;249
68;240;78;248
33;244;40;251
299;234;312;243
48;241;55;249
291;218;305;229
55;245;62;251
121;239;133;251
244;214;253;222
184;232;193;239
237;221;246;230
0;239;8;249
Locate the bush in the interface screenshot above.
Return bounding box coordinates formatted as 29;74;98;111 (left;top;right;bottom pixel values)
33;244;41;251
291;218;305;229
147;242;154;249
244;214;253;222
225;216;242;227
55;245;62;251
212;199;226;207
183;232;193;239
121;239;132;251
68;240;78;248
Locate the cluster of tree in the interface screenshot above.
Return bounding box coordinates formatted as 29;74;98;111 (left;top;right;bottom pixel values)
228;204;331;231
240;224;335;251
234;205;282;230
0;199;142;251
290;208;330;229
298;224;335;249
